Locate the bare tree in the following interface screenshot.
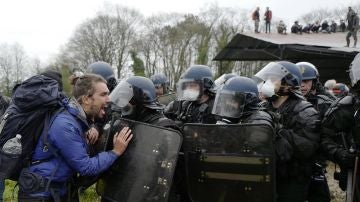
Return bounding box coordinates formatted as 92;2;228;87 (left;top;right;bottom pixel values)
12;43;27;82
60;5;142;79
0;43;29;94
0;44;13;94
31;57;43;74
112;5;143;78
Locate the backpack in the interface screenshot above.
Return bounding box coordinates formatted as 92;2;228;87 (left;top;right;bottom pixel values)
252;11;256;20
0;75;65;180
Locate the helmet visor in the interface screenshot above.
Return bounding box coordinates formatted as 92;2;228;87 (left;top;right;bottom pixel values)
349;53;360;86
109;80;134;108
212;89;246;118
253;62;289;84
214;74;227;87
176;79;203;101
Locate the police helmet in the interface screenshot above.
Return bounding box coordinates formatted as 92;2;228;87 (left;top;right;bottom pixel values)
150;73;170;94
86;61;117;92
296;62;319;81
254;61;302;88
110;76;161;111
212;76;259;119
177;65;214;101
214;73;238;91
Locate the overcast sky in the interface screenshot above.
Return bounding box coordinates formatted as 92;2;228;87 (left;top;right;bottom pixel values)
0;0;358;63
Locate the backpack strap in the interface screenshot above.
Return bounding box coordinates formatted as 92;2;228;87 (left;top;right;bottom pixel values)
42;108;65;155
0;112;11;135
41;108;66;192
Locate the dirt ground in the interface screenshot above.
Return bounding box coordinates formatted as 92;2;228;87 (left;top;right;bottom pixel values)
326;162;346;202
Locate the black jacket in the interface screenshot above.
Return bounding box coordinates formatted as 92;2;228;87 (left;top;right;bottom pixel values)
321;95;357;163
269;96;320;181
165;97;216;125
306;93;334;120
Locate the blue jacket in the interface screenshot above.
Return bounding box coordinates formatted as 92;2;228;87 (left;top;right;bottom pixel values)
28;99;118;197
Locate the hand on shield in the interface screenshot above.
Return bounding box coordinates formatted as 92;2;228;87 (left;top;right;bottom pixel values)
112;127;133;156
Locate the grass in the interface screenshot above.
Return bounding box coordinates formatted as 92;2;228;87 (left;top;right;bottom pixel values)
3;180;100;202
2;163;345;202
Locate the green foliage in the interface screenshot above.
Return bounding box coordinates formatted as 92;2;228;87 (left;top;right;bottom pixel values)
3;180;100;202
60;65;72;96
130;51;145;76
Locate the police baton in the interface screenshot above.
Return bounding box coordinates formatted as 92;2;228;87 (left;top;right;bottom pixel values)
352;156;359;201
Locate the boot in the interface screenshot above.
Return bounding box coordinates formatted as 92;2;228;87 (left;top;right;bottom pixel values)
345;38;350;47
353;39;357;48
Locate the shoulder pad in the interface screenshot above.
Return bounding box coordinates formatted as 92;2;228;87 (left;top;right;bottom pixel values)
293;100;314;113
316;94;334;104
323;95;354;119
338;95;353;106
246;110;274;128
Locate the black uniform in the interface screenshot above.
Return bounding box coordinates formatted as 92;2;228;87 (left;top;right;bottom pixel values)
322;95;360;201
268;95;320;202
306;93;334;202
165;97;216;125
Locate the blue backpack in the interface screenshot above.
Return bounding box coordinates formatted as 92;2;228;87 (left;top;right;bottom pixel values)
0;75;66;180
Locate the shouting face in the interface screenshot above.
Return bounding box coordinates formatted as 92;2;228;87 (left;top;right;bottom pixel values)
85;82;110;120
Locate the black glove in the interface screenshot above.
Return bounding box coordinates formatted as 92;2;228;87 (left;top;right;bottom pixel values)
335;150;356;169
275;131;293;161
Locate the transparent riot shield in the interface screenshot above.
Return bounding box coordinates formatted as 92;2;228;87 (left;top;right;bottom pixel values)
97;118;182;202
157;93;177;106
182;123;276;202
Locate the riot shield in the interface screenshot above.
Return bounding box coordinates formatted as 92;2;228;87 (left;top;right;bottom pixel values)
97;118;182;202
157;93;177;106
182;123;276;202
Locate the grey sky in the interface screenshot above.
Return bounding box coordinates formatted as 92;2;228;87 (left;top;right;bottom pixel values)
0;0;358;63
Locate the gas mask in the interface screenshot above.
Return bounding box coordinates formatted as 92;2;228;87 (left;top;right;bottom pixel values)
183;89;200;101
259;80;276;98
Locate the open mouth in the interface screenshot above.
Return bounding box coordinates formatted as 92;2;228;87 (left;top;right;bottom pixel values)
100;105;106;116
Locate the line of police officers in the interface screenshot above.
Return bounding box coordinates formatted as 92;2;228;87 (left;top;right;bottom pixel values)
74;54;360;202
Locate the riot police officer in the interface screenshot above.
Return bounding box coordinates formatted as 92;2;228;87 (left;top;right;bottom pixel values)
150;73;176;106
180;76;276;202
165;65;216;125
212;76;273;125
296;62;333;202
322;53;360;201
150;73;171;97
296;62;335;118
100;76;182;202
109;76;177;127
86;61;117;92
254;61;320;202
